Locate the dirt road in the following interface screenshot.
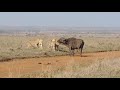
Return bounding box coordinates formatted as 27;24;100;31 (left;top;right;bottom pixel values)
0;51;120;78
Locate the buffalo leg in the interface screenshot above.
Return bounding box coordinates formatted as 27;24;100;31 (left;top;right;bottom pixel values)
55;44;59;51
71;47;74;56
80;48;83;57
55;44;57;51
72;50;74;56
69;48;72;56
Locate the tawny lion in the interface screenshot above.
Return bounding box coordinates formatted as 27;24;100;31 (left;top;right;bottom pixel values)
49;38;59;51
27;39;43;49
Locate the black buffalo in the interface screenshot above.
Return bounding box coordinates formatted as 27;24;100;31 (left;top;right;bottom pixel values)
57;37;84;56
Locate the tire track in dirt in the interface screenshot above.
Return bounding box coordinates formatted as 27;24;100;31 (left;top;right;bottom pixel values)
0;51;120;78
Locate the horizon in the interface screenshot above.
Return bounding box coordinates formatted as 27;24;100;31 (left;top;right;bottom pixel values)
1;25;120;28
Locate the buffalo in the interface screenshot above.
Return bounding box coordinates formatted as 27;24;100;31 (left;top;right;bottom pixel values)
57;37;84;56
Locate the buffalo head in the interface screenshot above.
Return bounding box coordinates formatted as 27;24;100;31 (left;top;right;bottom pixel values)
57;37;67;44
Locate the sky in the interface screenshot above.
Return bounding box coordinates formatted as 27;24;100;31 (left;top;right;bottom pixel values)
0;12;120;27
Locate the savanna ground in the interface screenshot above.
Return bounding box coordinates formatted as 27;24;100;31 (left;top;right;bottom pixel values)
1;33;120;78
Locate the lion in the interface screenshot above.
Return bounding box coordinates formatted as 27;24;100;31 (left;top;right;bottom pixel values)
49;38;59;51
27;38;43;49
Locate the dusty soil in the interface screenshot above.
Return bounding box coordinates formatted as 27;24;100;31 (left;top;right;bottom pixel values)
1;51;120;78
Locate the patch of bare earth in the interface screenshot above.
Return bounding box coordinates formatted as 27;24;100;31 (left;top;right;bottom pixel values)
0;51;120;78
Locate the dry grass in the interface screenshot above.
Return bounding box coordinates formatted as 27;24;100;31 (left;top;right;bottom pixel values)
0;35;120;62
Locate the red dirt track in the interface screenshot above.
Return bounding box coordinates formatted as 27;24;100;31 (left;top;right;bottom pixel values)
0;51;120;78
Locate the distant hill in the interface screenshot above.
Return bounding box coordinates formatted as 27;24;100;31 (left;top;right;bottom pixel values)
0;26;120;35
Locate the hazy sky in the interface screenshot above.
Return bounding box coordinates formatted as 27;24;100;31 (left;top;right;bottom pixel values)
0;12;120;27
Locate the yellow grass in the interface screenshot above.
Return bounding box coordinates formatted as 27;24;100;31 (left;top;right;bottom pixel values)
0;35;120;62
